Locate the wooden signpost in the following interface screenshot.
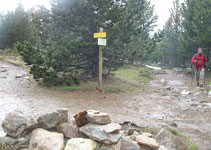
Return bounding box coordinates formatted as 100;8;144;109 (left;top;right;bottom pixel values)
94;28;107;92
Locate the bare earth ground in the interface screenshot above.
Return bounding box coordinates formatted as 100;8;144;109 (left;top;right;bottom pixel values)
0;60;211;150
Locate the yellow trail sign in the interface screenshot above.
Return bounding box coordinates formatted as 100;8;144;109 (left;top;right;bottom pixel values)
94;32;107;38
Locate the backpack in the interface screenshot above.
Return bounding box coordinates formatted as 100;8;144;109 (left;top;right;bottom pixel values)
195;54;206;62
195;54;206;68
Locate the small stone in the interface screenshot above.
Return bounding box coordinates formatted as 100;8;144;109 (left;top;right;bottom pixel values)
0;69;7;72
79;123;123;145
37;112;60;129
103;123;122;134
135;134;160;148
166;86;171;90
86;110;111;125
133;131;140;136
64;138;98;150
120;139;140;150
208;91;211;97
57;122;79;139
160;79;166;83
170;122;177;128
190;104;198;107
29;128;64;150
74;111;89;127
181;90;191;96
159;145;168;150
15;74;24;78
1;65;10;68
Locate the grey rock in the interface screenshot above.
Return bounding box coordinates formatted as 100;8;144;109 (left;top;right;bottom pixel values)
57;108;68;123
154;70;167;74
166;86;172;90
86;110;111;125
103;123;122;134
15;74;24;78
29;128;64;150
98;140;121;150
0;69;7;72
1;65;10;68
181;90;191;96
2;111;37;138
135;134;159;148
64;138;98;150
79;123;123;145
0;136;30;150
170;123;177;128
160;79;166;83
57;122;79;139
37;112;60;129
120;139;140;150
156;128;189;150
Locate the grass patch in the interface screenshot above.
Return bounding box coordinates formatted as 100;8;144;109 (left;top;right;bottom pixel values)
163;126;198;150
112;65;154;88
0;49;25;67
56;81;97;92
54;65;154;93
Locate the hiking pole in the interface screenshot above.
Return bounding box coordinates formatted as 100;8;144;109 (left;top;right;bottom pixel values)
191;64;194;86
204;66;207;86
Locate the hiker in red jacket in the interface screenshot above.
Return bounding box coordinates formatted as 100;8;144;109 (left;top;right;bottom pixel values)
191;48;208;87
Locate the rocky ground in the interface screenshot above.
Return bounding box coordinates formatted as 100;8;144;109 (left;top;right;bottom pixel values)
0;60;211;150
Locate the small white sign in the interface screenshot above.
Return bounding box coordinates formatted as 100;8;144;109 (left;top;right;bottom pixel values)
98;38;107;46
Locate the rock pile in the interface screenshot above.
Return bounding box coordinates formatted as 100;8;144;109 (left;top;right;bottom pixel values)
0;109;196;150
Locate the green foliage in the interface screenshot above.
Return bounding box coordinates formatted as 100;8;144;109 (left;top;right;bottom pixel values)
10;0;157;85
151;0;184;67
139;68;154;80
0;3;34;49
15;41;79;85
152;0;211;68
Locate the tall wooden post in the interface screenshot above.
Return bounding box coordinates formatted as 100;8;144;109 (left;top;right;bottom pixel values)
98;28;103;92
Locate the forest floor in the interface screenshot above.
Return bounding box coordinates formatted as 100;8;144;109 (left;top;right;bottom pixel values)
0;59;211;150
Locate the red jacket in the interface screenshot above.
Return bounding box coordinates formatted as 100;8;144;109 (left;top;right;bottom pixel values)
191;53;208;69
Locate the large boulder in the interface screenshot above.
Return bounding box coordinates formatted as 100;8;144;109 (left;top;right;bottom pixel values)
56;122;79;139
29;128;64;150
64;138;98;150
74;111;89;127
120;139;140;150
37;112;61;129
135;134;160;149
86;110;111;125
2;111;37;138
156;128;190;150
79;123;123;145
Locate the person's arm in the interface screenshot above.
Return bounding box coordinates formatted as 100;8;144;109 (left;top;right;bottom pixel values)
205;56;208;66
191;55;196;64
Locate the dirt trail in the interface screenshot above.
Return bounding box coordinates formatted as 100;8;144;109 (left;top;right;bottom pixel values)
0;60;211;150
